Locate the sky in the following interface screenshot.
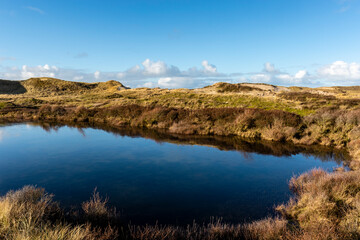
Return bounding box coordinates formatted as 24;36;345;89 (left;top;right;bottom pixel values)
1;0;360;88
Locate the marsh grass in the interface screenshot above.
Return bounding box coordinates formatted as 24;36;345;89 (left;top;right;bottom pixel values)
82;188;118;227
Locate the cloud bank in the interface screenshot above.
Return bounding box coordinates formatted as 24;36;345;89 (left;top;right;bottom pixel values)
1;59;360;89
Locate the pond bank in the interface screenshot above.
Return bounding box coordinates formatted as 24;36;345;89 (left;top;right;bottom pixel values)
1;104;359;168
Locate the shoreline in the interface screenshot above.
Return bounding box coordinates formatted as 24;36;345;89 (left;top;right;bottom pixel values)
0;120;350;163
0;103;358;168
1;79;360;238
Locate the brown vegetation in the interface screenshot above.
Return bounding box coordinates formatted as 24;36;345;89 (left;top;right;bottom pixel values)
213;82;260;93
277;168;360;239
0;186;117;240
2;101;360;164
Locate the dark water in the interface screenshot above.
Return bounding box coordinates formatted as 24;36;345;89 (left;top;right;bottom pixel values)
0;123;346;225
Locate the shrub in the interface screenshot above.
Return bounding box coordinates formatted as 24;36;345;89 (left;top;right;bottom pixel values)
279;92;337;102
216;83;258;93
0;186;118;240
82;188;115;225
278;169;360;239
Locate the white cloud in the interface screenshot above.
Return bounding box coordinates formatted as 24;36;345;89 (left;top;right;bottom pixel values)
244;64;311;86
20;64;57;79
113;59;180;81
0;59;222;88
295;70;308;79
111;59;220;86
142;59;167;75
1;60;360;89
0;64;91;82
202;60;217;73
73;76;84;81
26;6;45;14
143;82;157;88
318;61;360;81
158;77;194;89
276;74;292;81
250;74;271;83
94;71;100;79
264;62;276;73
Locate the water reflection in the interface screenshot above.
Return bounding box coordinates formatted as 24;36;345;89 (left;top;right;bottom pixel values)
25;121;348;163
0;122;348;225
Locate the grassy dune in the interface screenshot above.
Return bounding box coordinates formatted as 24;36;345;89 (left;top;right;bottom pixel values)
1;77;360;239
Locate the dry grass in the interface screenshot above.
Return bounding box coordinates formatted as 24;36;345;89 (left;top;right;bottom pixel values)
0;186;103;240
277;168;360;239
213;82;260;93
129;217;287;240
82;188;116;225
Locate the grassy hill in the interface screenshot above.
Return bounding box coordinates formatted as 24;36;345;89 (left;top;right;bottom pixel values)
0;79;27;94
0;77;129;95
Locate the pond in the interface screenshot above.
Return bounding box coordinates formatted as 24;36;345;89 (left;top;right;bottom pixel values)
0;123;346;225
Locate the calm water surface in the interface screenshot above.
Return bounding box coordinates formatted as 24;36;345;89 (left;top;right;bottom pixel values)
0;123;344;225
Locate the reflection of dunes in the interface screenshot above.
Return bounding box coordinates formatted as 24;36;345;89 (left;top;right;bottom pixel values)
14;121;350;164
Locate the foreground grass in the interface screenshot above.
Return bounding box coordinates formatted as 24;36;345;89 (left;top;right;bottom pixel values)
1;169;360;240
0;186;115;240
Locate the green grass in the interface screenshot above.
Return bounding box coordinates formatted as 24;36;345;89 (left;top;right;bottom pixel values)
0;102;6;109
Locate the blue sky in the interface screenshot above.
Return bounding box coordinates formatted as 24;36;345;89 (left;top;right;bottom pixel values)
1;0;360;88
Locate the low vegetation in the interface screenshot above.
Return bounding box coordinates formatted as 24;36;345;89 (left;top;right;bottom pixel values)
278;169;360;238
1;77;360;238
0;186;116;240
